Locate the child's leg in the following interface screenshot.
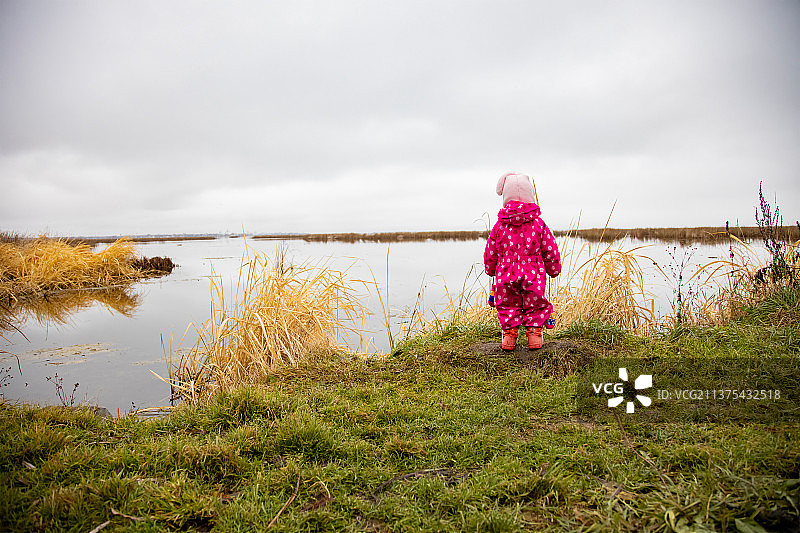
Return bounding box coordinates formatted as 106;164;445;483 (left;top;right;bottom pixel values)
495;285;523;330
520;292;553;328
521;290;552;349
495;284;524;350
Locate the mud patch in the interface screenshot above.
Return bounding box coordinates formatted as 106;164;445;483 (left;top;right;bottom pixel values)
132;256;176;276
469;339;597;378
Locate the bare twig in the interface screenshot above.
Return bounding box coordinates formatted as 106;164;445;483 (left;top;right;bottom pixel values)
87;521;111;533
111;507;145;522
267;476;300;529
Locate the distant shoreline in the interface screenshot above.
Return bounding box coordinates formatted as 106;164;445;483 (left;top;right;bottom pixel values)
63;235;218;246
556;225;799;243
37;225;800;245
253;226;798;244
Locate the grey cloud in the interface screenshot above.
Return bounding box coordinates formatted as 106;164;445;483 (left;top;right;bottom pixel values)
1;0;798;235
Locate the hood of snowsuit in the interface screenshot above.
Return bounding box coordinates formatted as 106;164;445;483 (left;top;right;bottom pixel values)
497;200;541;226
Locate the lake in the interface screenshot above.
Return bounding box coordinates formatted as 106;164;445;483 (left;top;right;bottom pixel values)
0;236;767;414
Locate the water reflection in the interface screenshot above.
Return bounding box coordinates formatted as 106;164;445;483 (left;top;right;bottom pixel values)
1;286;141;331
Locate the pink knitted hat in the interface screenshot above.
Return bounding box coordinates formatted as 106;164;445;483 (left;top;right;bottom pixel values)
496;172;536;205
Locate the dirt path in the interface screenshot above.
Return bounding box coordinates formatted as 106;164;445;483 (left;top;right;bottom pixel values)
469;339;599;378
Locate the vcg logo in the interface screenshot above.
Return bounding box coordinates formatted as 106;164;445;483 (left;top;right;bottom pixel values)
592;368;653;414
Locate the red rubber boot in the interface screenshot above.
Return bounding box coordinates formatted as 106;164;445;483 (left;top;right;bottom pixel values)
526;326;543;349
501;327;519;351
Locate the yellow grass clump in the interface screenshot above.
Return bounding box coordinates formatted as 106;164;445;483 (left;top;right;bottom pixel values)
0;237;142;302
164;245;369;403
547;234;656;334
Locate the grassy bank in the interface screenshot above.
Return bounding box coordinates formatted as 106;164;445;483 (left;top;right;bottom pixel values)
2;288;798;532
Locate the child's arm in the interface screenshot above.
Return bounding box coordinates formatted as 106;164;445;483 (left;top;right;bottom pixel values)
484;224;500;276
540;222;561;277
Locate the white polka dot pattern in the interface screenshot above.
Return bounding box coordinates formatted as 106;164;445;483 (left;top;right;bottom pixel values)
483;200;562;329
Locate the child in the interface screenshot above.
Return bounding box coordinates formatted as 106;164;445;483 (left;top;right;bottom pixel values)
484;173;561;350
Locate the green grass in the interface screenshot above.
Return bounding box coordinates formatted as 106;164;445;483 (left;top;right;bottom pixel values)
1;289;799;532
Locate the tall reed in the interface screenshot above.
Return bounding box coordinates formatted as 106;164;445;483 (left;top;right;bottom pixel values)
164;244;369;402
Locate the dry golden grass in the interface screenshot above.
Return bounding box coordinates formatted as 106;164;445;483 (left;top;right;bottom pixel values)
547;235;656;333
0;237;143;303
163;244;370;402
547;230;798;331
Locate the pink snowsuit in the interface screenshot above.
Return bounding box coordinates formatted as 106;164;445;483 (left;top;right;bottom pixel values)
484;200;562;330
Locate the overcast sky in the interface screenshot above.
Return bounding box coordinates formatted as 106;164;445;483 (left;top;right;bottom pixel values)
1;0;798;237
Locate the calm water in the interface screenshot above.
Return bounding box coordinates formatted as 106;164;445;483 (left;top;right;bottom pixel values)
0;236;765;414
